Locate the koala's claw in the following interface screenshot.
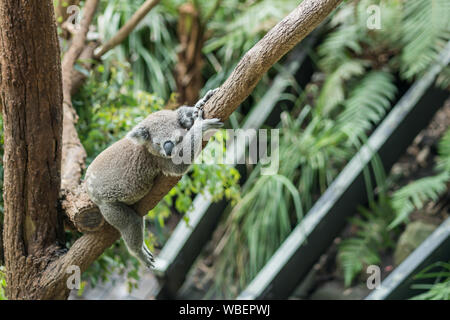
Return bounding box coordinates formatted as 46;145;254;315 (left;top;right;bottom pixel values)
194;88;219;110
143;246;155;261
140;246;155;269
205;88;219;99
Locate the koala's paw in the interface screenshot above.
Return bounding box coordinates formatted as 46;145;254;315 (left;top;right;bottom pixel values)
194;88;219;109
179;106;204;129
202;118;224;131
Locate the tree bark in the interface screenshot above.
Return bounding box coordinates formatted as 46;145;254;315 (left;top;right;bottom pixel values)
0;0;65;299
0;220;4;266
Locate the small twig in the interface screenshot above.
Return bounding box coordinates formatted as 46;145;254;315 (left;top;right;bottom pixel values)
94;0;161;59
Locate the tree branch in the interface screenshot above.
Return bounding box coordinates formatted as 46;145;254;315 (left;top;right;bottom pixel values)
57;0;343;280
61;0;99;190
93;0;161;59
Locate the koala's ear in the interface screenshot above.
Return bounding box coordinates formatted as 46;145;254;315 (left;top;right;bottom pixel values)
128;126;151;145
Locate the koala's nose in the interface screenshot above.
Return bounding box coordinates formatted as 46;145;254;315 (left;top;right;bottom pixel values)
163;141;174;156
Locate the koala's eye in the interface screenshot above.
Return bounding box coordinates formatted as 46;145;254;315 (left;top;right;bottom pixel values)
177;136;183;143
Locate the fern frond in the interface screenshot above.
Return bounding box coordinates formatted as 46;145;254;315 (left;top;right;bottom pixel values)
389;129;450;228
318;24;362;72
338;238;381;287
338;71;397;144
316;59;367;115
400;0;450;79
437;129;450;171
389;172;449;229
337;200;394;287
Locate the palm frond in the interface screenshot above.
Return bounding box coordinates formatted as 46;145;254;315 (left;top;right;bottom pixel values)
97;0;178;99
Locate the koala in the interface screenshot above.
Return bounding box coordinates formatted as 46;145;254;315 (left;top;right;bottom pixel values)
85;89;223;268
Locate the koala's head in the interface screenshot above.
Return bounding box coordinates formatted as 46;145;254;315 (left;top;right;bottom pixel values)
127;110;187;158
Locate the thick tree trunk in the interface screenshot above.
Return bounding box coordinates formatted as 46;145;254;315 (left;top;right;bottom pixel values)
0;0;65;299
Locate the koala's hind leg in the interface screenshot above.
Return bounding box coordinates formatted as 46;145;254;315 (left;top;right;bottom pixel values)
98;202;154;268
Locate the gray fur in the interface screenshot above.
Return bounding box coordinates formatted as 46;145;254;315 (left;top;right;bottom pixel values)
85;89;222;268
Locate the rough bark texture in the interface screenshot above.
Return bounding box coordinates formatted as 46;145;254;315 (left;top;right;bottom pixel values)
61;0;343;262
0;220;4;265
0;0;64;299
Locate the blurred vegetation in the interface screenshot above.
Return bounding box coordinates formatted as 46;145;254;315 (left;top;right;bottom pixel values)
389;129;450;228
208;0;450;297
338;128;450;287
95;0;179;99
410;261;450;300
0;266;5;300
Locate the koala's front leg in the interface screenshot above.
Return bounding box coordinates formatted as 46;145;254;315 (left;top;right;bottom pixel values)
98;202;154;269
